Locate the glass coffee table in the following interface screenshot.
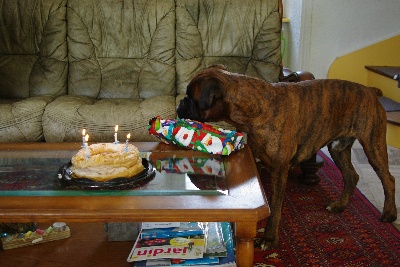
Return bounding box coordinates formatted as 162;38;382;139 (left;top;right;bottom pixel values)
0;142;270;266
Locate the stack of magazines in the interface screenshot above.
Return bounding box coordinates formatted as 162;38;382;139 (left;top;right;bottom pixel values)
127;222;236;266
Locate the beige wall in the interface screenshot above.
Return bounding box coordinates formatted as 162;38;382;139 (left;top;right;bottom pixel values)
283;0;400;78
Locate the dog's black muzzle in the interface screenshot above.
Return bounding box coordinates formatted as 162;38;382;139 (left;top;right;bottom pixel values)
177;96;202;121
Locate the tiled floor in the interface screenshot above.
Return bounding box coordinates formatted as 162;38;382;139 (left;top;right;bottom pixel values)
321;141;400;228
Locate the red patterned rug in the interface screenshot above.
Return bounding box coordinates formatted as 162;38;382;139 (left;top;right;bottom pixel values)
254;151;400;267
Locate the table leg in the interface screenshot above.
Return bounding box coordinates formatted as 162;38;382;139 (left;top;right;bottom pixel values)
235;221;257;267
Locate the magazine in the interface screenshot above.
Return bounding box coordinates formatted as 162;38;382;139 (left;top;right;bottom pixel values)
131;222;236;267
142;222;181;230
134;259;171;266
128;223;207;262
215;222;236;266
170;256;219;266
140;236;205;248
128;237;206;262
165;222;236;267
141;222;205;240
204;222;227;257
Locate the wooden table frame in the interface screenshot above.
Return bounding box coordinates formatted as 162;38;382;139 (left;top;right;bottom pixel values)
0;142;270;267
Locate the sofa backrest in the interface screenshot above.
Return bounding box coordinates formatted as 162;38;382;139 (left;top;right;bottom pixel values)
67;0;176;99
0;0;68;99
1;0;282;100
176;0;282;95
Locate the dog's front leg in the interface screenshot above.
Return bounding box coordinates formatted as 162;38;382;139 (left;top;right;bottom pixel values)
260;165;290;251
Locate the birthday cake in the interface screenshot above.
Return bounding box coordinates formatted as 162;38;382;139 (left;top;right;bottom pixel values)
70;143;144;182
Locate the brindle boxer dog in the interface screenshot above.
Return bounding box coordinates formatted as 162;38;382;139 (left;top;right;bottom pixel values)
177;64;397;250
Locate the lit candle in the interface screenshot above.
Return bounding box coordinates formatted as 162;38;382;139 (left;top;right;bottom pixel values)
124;133;131;152
114;125;119;144
81;129;86;147
84;134;90;158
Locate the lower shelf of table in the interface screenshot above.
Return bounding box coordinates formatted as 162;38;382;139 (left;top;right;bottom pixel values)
0;222;135;266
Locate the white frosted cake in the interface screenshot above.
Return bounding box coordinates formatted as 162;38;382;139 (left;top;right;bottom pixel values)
71;143;144;182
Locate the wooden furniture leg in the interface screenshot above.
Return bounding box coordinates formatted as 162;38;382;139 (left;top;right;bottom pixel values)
235;221;257;267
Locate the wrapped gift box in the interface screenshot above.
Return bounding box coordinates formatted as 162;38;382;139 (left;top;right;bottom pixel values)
148;117;244;156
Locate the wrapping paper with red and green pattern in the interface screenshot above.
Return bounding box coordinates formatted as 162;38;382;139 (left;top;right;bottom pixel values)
150;157;225;177
148;117;244;155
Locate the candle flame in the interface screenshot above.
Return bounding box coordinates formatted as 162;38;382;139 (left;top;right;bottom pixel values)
127;133;131;139
85;134;89;142
82;129;86;136
115;125;119;132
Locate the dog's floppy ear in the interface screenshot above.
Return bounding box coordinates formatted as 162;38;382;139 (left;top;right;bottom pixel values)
198;77;223;109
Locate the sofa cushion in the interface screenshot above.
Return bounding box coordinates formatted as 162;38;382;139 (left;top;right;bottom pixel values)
67;0;176;99
0;96;55;142
0;0;68;98
42;95;176;142
176;0;282;94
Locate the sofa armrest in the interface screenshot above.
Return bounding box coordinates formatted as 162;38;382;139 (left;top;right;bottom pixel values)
279;67;315;82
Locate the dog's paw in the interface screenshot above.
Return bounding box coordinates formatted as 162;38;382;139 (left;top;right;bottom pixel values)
326;201;346;213
259;236;279;251
380;209;397;222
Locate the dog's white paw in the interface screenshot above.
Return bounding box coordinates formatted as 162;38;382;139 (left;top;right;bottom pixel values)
326;206;332;211
326;201;347;213
259;237;279;251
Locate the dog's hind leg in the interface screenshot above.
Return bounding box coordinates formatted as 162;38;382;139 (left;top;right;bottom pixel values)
326;137;359;213
359;136;397;222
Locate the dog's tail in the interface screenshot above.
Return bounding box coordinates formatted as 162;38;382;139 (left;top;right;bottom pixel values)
370;86;383;97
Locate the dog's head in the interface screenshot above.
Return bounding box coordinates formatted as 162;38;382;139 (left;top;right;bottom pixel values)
177;65;228;122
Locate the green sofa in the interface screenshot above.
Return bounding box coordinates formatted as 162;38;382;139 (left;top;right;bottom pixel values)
0;0;290;143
